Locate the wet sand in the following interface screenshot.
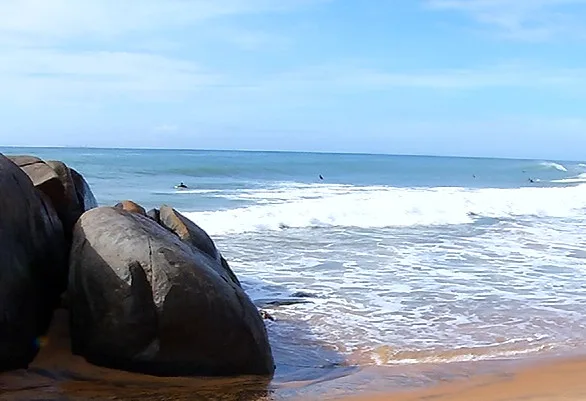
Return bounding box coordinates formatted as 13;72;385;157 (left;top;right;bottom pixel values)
0;309;272;401
2;309;585;401
340;355;586;401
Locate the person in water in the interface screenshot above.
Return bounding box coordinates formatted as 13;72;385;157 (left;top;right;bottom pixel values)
175;182;188;189
319;174;324;180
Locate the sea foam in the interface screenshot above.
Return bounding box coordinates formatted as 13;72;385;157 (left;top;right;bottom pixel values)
540;161;568;172
551;173;586;184
183;183;586;235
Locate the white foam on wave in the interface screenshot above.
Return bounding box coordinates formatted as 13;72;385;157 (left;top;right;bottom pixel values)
352;337;555;366
153;189;221;195
184;183;586;235
540;161;568;172
174;189;220;194
551;173;586;184
212;184;586;367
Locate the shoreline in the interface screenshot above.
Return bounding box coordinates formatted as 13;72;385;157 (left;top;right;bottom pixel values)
2;308;586;400
338;354;586;401
2;151;586;401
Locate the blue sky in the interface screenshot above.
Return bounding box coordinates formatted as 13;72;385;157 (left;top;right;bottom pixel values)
0;0;585;159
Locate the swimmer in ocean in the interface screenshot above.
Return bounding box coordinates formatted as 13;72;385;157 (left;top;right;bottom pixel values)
175;182;188;189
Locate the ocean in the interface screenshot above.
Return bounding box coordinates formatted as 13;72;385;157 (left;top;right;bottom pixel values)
2;146;586;397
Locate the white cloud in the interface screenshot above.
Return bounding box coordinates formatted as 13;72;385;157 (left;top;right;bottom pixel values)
0;0;324;104
245;62;586;93
0;49;224;104
426;0;586;40
1;0;585;109
0;0;326;38
3;51;586;107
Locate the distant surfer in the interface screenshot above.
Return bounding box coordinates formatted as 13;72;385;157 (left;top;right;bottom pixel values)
528;178;535;183
175;182;188;189
319;174;324;180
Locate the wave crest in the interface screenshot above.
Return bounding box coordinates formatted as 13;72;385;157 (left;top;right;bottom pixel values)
540;161;568;172
183;184;586;235
551;173;586;184
349;338;554;366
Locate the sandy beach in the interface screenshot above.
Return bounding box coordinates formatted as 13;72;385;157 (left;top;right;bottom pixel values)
2;0;586;397
1;308;585;401
2;149;585;401
341;355;586;401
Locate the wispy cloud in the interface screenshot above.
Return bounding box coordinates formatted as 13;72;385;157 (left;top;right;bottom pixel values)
3;52;586;107
0;0;327;104
247;62;586;93
426;0;586;40
0;49;224;104
0;0;325;38
2;1;586;109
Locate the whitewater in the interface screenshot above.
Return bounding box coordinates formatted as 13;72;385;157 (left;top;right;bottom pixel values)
2;147;586;372
182;179;586;368
184;182;586;235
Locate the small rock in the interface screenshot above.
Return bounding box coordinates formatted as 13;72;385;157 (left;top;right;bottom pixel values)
114;200;147;216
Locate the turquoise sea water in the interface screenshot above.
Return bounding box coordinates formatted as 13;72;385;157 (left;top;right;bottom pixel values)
2;147;586;386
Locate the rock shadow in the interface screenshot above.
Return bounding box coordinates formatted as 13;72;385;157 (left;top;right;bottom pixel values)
1;241;353;401
242;277;359;394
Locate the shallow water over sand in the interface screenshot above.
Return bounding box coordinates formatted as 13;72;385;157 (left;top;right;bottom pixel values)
0;310;579;401
217;211;586;369
2;148;586;399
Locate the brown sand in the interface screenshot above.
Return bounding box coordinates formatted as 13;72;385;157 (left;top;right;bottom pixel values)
341;355;586;401
2;309;586;401
0;309;271;400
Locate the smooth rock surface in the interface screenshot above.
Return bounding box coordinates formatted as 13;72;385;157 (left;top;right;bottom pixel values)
8;155;97;237
70;168;98;212
0;154;66;371
68;207;274;376
114;200;146;216
159;205;241;287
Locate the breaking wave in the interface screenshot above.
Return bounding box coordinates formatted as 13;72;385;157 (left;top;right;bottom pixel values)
183;183;586;235
350;337;555;366
551;173;586;184
540;161;568;172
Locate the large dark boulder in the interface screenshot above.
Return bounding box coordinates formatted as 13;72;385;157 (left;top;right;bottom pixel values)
8;155;97;237
8;155;64;207
0;154;67;371
45;160;83;231
70;167;98;211
68;207;274;376
158;205;241;287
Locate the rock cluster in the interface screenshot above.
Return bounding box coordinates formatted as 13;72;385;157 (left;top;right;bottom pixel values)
0;153;274;377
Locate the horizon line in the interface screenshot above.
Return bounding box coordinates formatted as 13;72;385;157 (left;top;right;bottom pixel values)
0;144;580;163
